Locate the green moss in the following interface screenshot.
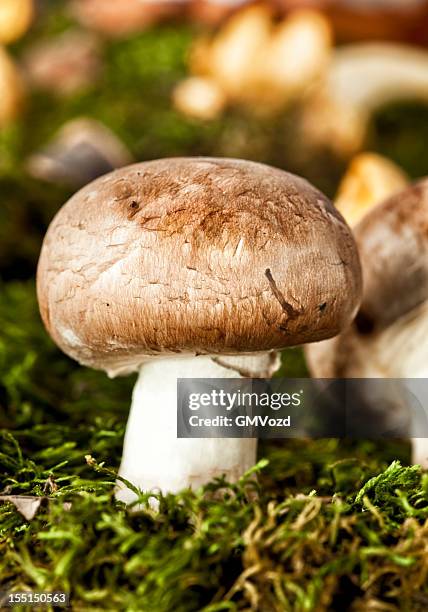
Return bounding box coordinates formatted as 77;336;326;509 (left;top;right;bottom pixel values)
0;281;423;611
370;102;428;179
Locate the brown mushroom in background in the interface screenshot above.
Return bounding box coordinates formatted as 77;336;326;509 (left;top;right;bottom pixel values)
188;0;250;25
302;43;428;155
305;177;428;466
26;118;133;188
277;0;428;46
23;30;102;97
329;0;428;46
0;47;24;127
0;0;34;45
37;157;361;503
71;0;185;38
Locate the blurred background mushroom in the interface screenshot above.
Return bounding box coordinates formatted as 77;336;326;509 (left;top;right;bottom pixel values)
334;152;408;226
172;75;227;119
0;0;34;45
173;6;332;117
301;43;428;156
0;0;32;127
26;118;133;187
71;0;185;38
258;9;331;109
277;0;428;46
0;47;24;126
192;5;273;105
305;166;428;465
22;30;102;97
188;0;250;25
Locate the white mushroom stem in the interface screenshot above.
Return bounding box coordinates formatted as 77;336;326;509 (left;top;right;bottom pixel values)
115;352;280;504
364;302;428;467
305;301;428;466
302;43;428;155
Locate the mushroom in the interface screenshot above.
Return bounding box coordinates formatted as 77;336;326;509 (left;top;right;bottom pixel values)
37;157;361;502
335;152;408;227
257;9;332;109
176;6;332;117
325;0;428;46
0;47;24;127
278;0;428;46
302;43;428;155
174;5;271;117
172;75;227;120
26;118;132;188
0;0;33;45
188;0;250;26
71;0;185;37
200;4;273;102
305;179;428;465
23;30;102;97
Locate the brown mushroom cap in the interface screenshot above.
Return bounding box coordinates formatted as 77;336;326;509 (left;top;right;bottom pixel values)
305;178;428;378
353;178;428;333
37;157;361;375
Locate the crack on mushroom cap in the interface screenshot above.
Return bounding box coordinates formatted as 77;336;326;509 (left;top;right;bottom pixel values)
37;157;361;372
264;267;303;333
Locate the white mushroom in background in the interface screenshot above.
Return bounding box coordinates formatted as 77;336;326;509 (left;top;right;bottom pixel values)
173;7;333;118
335;152;408;226
172;75;227;120
302;43;428;155
258;9;332;108
37;157;361;503
306;165;428;466
0;0;33;45
200;4;272;102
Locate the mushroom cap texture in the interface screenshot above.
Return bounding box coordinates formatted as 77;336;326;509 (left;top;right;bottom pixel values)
305;178;428;378
355;178;428;332
37;157;361;375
